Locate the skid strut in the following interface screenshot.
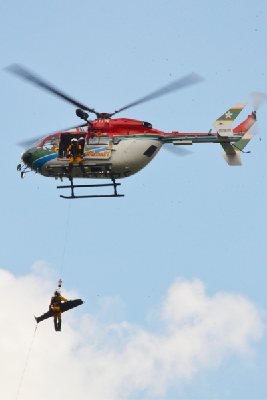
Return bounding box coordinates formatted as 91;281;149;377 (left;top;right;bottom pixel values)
57;176;124;199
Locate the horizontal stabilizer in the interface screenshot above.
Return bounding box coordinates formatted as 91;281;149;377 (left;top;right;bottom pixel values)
35;299;84;323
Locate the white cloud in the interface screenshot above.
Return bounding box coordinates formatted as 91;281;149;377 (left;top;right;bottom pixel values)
0;265;264;400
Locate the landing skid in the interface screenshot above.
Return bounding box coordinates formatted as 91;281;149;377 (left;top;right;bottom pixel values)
57;176;124;199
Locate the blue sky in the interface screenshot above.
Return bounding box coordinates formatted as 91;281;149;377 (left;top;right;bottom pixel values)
1;1;267;399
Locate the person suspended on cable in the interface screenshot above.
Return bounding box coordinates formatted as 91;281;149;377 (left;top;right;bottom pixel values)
50;288;68;332
67;137;86;174
34;279;84;329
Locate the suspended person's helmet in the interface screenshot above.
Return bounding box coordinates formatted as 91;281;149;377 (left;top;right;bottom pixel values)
54;289;61;296
71;138;78;144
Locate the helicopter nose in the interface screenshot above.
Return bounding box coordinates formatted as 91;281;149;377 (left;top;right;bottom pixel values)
21;150;33;167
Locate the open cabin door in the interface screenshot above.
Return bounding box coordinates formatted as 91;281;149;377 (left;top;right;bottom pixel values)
84;135;112;160
58;133;86;159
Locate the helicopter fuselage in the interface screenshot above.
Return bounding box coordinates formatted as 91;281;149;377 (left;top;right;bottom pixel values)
21;115;254;181
21;118;165;180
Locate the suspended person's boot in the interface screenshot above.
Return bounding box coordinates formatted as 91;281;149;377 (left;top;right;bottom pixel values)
54;318;58;331
58;319;61;332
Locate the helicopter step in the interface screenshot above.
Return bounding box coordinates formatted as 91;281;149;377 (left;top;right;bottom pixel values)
47;162;113;169
46;162;113;178
57;177;124;199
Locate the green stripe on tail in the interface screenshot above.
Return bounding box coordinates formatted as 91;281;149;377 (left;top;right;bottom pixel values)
231;132;255;151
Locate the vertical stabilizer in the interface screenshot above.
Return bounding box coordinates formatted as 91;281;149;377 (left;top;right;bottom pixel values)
213;102;247;137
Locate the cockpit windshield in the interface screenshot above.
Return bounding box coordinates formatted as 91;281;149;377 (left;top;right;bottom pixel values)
42;135;59;150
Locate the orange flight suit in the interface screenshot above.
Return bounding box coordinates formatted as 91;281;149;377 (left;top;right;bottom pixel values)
50;295;68;331
66;143;83;165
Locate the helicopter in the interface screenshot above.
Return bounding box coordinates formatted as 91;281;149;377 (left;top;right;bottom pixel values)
6;64;257;199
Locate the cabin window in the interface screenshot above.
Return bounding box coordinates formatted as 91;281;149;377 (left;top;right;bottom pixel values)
113;136;121;145
87;135;110;145
144;145;157;157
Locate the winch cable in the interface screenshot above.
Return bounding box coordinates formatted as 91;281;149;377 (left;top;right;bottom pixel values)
15;203;71;399
15;324;38;400
60;199;71;279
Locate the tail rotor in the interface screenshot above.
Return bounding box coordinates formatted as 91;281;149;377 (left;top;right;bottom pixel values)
249;92;267;138
250;92;267;112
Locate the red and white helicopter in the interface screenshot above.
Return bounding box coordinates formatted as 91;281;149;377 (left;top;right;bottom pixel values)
7;64;258;199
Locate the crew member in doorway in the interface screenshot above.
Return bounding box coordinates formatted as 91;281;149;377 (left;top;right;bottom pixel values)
50;288;68;332
77;136;85;154
67;137;86;174
77;137;86;170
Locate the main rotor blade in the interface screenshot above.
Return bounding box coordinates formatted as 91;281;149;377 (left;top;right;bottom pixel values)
112;73;204;116
164;143;193;157
5;64;99;117
17;123;88;148
18;135;47;149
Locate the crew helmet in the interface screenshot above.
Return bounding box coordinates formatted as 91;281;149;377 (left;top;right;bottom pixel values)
71;138;78;144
